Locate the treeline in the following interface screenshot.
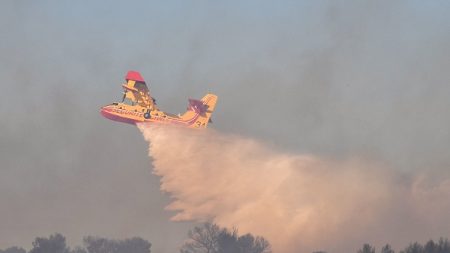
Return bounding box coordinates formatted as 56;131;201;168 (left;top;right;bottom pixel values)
0;223;270;253
313;238;450;253
0;223;448;253
0;234;151;253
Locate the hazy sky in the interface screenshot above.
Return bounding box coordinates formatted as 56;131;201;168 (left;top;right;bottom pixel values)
1;1;449;252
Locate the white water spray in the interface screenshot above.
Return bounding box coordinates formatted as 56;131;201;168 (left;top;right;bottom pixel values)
139;124;450;253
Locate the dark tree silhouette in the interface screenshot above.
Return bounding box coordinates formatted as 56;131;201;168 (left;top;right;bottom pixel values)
382;244;395;253
217;228;239;253
424;240;437;253
235;233;270;253
358;244;375;253
401;242;424;253
83;236;151;253
437;238;450;253
180;223;221;253
180;223;271;253
29;233;69;253
0;247;26;253
70;247;87;253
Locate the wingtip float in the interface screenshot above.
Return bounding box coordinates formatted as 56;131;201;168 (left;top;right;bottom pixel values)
100;71;218;128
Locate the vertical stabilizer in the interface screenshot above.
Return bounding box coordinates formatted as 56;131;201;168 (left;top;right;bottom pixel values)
181;94;218;128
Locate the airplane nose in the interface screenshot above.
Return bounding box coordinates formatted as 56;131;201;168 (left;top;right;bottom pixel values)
100;106;109;117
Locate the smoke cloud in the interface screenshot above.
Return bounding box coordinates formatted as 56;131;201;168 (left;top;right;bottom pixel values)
139;124;450;253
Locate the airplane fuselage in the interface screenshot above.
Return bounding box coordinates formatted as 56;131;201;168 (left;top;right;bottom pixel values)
100;103;202;127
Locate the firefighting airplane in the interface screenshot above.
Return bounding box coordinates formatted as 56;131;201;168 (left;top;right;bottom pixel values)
100;71;218;128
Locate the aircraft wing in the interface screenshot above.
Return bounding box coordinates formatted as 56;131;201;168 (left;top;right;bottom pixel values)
122;71;157;109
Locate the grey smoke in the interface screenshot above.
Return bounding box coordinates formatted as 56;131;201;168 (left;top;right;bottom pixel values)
1;1;449;253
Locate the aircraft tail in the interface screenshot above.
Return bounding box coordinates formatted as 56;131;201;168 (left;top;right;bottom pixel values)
181;94;218;128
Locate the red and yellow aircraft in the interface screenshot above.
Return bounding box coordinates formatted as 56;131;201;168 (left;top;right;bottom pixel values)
100;71;218;128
